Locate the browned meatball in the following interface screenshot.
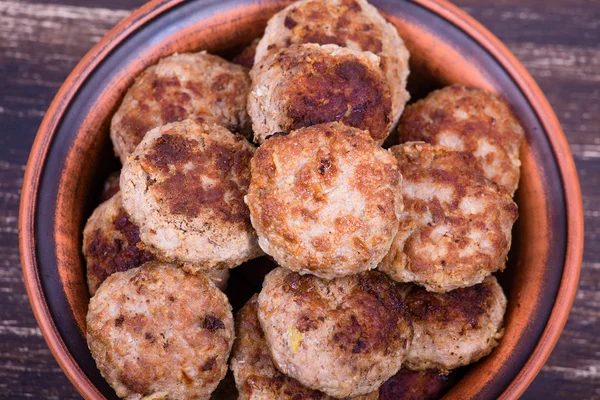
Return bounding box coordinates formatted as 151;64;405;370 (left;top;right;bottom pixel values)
246;122;402;279
255;0;410;131
86;262;234;399
82;192;154;296
120;120;262;273
248;43;393;144
404;276;507;372
231;295;378;400
397;85;524;195
257;268;412;398
379;142;518;292
111;52;251;163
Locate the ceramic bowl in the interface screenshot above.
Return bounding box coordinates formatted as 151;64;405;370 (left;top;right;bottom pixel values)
19;0;584;398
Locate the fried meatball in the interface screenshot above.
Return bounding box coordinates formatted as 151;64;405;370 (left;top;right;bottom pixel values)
397;85;524;195
257;268;412;398
246;122;402;279
379;142;518;292
231;295;378;400
404;276;507;371
83;192;154;296
86;262;234;400
379;368;457;400
120;119;262;273
248;43;393;144
255;0;409;133
111;52;251;163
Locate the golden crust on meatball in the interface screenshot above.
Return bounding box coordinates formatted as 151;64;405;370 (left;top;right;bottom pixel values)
379;142;518;292
86;262;234;400
249;43;393;144
83;191;231;294
231;295;378;400
111;52;251;163
246;122;402;279
404;276;507;371
397;85;524;195
83;192;154;296
255;0;410;131
257;268;412;398
120;120;262;272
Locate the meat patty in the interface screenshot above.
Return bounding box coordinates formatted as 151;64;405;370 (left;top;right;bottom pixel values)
246;122;402;279
86;262;234;399
379;142;518;292
120;119;262;273
111;52;251;163
248;43;393;144
257;268;412;397
231;295;378;400
255;0;410;132
397;85;524;195
403;276;507;371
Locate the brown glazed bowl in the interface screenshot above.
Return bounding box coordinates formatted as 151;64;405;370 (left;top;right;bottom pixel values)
19;0;583;399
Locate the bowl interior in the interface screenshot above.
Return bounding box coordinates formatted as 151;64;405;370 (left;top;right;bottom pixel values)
30;0;567;398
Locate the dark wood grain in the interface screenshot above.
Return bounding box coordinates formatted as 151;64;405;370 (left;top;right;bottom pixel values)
0;0;597;398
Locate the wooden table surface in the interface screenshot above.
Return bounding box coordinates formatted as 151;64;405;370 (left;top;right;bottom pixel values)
0;0;598;398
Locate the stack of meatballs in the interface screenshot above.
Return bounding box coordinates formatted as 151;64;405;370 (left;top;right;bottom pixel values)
83;0;524;399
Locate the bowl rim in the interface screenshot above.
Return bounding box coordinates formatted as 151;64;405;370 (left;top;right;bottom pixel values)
19;0;584;399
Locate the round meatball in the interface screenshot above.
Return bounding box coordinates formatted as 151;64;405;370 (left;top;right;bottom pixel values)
111;52;251;163
231;295;378;400
404;276;507;371
83;192;154;296
246;122;402;279
248;43;393;144
120;119;262;272
255;0;410;133
86;262;235;400
397;85;524;195
257;268;412;398
379;142;518;292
